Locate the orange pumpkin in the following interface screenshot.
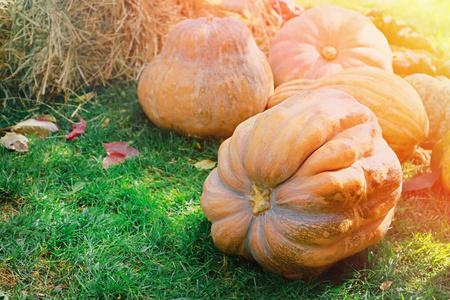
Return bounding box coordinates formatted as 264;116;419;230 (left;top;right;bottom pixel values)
267;66;429;163
268;5;392;87
201;89;402;279
137;16;273;138
392;48;437;77
404;73;450;149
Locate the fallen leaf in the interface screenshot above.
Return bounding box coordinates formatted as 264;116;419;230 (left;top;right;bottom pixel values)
0;132;29;152
103;142;142;157
73;91;95;103
402;169;441;193
36;114;57;123
65;120;87;141
53;284;64;292
102;142;141;169
194;159;216;170
101;118;110;127
12;118;58;138
102;153;127;169
380;280;393;290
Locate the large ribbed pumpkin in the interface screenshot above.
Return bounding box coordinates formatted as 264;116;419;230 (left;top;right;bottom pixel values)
268;5;392;87
404;73;450;149
201;89;402;279
267;66;429;163
137;16;274;138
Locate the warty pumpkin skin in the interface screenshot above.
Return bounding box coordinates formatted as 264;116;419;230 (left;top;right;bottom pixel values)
268;5;393;87
267;66;429;163
201;89;402;279
404;73;450;149
137;16;274;138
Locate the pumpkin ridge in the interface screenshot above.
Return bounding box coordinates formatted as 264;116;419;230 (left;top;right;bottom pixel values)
217;139;251;193
211;211;253;257
246;91;376;187
299;208;395;269
260;213;309;274
201;169;251;222
246;217;275;267
268;206;366;247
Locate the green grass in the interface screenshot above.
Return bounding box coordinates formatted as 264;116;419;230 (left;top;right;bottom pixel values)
1;82;449;299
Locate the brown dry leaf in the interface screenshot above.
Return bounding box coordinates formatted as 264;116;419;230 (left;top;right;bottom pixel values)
12;118;59;138
0;132;30;152
53;284;64;292
194;159;217;170
380;280;393;290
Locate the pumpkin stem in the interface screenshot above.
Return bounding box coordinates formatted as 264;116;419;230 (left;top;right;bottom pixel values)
247;184;272;216
321;46;337;60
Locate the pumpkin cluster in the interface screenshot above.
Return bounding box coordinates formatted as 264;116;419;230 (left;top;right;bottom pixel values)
137;4;447;279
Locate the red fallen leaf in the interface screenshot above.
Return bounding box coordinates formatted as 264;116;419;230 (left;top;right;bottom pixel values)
65;120;87;141
103;142;141;157
102;142;141;169
102;153;127;169
402;169;441;194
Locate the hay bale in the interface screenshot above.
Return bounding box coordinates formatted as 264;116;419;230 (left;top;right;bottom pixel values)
0;0;280;101
0;0;183;100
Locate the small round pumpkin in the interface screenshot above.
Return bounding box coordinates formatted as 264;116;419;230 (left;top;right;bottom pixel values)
137;16;274;138
267;66;429;163
430;130;450;191
404;73;450;149
201;89;402;279
268;5;392;87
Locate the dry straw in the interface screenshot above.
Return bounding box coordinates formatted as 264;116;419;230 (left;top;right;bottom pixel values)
0;0;280;101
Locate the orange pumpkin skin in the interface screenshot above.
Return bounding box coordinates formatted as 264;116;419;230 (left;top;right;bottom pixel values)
431;130;450;191
268;5;392;87
137;16;274;138
201;89;402;279
267;66;429;163
404;73;450;149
